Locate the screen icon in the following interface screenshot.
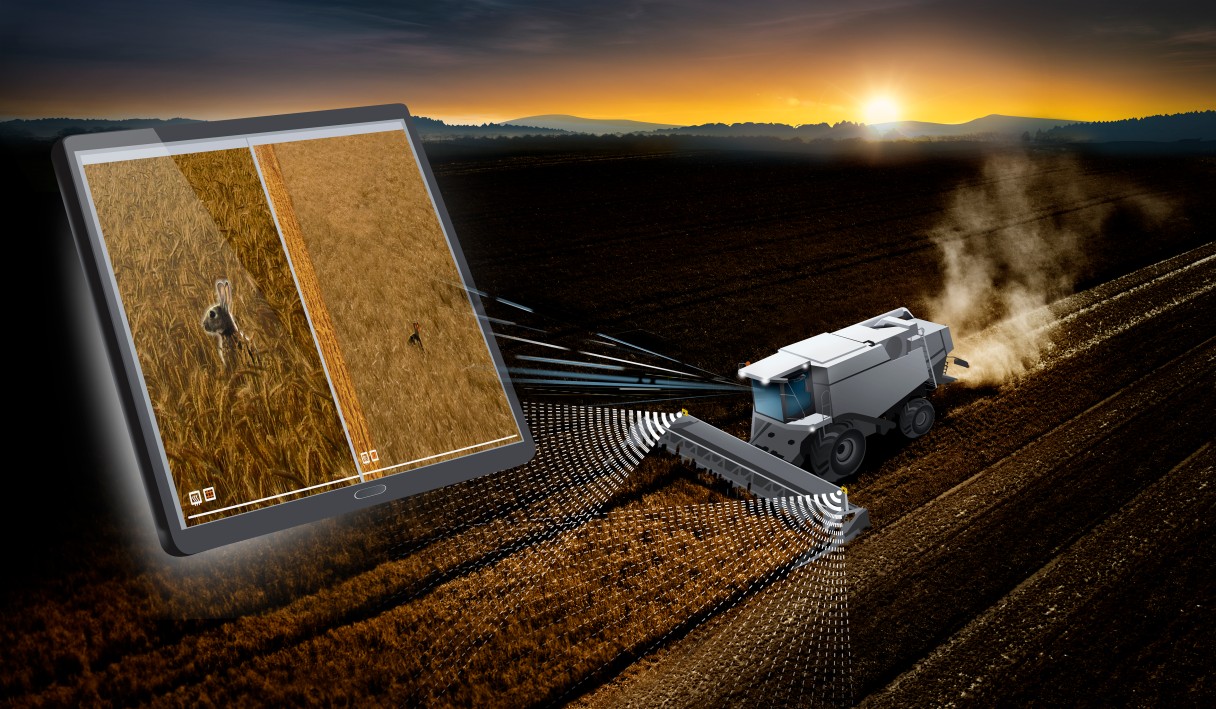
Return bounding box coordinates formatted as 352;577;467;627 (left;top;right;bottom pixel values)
203;487;216;502
370;449;379;462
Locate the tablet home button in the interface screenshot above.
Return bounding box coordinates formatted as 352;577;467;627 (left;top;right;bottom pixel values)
353;484;388;500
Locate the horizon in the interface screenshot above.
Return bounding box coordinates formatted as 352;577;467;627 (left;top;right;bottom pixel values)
4;106;1212;133
3;2;1213;127
4;109;1213;130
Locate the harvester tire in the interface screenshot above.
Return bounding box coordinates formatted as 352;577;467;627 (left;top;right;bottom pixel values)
899;397;935;438
809;426;866;482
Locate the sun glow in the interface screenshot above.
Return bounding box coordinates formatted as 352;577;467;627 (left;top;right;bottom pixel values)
862;96;900;125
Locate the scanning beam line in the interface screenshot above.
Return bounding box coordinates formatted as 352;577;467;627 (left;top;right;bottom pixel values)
512;378;744;392
578;350;710;378
496;333;570;351
595;332;729;379
509;367;747;388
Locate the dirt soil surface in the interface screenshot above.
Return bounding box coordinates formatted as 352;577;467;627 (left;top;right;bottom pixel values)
4;137;1213;706
580;240;1214;707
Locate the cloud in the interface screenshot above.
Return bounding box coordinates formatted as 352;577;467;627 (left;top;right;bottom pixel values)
2;0;1211;119
1164;29;1216;46
0;1;927;74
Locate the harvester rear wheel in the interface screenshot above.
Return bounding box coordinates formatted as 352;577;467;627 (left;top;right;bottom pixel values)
809;426;867;482
899;397;935;438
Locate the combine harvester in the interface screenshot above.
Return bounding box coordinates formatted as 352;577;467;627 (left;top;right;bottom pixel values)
658;308;968;543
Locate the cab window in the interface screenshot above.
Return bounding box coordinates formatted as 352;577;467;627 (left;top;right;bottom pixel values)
751;375;814;422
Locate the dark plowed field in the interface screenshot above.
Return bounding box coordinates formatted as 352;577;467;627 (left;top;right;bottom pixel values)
583;242;1214;706
5;136;1213;706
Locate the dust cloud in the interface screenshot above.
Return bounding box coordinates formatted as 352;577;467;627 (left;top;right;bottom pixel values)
927;153;1167;386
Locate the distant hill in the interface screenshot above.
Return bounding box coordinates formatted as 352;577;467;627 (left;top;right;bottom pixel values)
657;121;872;140
1034;111;1215;143
871;114;1078;139
0;115;569;142
503;115;681;135
655;115;1075;141
4;111;1210;146
410;116;569;138
651;112;1215;144
0;117;200;140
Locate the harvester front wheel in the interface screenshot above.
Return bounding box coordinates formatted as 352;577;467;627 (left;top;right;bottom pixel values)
899;398;935;438
809;427;867;482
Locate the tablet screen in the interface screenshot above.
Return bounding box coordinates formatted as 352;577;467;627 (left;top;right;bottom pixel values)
73;119;523;529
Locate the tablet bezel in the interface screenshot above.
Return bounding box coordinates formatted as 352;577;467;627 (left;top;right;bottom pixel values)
53;104;534;555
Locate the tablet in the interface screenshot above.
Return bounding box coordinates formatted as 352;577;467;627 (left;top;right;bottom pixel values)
54;105;534;555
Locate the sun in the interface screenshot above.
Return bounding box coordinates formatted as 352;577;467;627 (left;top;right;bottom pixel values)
862;96;900;125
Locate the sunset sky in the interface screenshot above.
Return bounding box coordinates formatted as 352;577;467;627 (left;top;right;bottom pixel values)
2;0;1212;125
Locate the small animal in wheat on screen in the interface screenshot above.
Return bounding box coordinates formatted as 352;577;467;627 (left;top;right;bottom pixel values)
202;278;258;366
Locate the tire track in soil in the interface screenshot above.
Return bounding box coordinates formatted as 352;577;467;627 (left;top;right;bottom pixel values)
1044;243;1215;331
575;247;1213;706
846;344;1213;698
850;248;1212;528
862;443;1213;707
